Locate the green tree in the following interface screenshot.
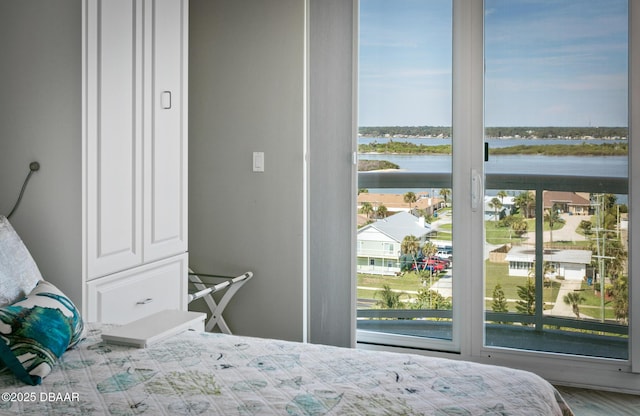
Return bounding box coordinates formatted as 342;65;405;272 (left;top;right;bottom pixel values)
403;192;417;210
511;217;528;238
612;274;628;324
563;292;586;318
544;203;563;243
439;188;451;205
514;191;535;219
491;284;509;313
401;235;420;271
359;202;374;219
412;288;452;312
488;197;503;223
515;278;536;320
376;284;404;309
578;219;592;236
421;241;438;259
497;190;508;203
375;204;388;219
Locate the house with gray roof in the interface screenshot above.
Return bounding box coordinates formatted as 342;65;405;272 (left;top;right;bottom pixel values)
505;246;592;281
357;212;431;275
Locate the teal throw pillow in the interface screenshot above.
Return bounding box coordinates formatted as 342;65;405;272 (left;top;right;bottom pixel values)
0;280;84;385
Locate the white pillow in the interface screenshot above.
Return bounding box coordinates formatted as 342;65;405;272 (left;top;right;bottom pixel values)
0;216;43;306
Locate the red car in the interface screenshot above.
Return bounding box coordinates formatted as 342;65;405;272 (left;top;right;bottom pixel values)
425;258;445;272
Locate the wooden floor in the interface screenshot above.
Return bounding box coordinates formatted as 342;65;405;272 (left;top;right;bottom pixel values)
555;386;640;415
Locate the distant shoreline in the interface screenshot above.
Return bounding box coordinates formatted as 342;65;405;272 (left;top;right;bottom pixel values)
358;126;628;141
358;141;627;157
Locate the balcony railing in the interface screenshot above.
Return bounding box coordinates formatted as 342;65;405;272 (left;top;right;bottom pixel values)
357;171;629;359
359;171;628;194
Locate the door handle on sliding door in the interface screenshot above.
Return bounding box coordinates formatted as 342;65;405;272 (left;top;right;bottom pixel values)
471;169;482;211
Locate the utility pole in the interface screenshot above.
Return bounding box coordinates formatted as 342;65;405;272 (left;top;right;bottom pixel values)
591;194;614;323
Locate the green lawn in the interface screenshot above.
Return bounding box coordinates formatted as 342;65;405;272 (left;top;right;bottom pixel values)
358;262;560;313
485;217;570;245
358;271;441;292
484;261;560;311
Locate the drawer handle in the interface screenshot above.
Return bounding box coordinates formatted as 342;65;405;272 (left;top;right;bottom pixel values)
136;298;154;305
161;91;172;109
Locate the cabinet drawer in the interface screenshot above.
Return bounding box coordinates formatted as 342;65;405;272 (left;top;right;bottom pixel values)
86;254;187;324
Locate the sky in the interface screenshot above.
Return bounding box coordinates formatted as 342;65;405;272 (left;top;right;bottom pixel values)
358;0;628;127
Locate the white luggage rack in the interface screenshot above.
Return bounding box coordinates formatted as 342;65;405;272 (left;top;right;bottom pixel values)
187;270;253;334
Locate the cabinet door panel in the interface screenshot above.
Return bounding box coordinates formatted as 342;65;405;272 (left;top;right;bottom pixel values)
85;0;143;279
143;0;188;262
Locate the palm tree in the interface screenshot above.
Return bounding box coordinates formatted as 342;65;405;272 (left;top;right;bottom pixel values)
359;202;374;219
544;203;562;243
497;190;508;203
376;204;388;219
488;197;503;222
376;284;404;309
563;292;586;318
439;188;451;205
514;191;535;218
421;241;438;259
403;192;417;210
401;235;420;270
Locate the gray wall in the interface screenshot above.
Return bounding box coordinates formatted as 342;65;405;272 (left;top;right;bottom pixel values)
0;0;356;345
0;1;82;305
189;0;306;341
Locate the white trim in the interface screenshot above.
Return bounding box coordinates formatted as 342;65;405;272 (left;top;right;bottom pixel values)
302;0;310;343
630;0;639;374
350;0;359;349
452;0;485;357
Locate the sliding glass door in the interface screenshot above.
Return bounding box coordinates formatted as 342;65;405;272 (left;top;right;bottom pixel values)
483;0;629;360
354;0;639;390
356;0;455;349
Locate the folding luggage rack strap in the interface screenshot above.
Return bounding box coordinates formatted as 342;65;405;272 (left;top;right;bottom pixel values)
187;270;253;334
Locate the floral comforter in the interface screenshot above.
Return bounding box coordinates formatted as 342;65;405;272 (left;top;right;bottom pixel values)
0;323;573;415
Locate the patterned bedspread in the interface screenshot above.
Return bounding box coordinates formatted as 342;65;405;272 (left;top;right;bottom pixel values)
0;323;573;415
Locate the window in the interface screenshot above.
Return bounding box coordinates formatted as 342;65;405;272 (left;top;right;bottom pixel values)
484;0;629;360
355;0;638;390
357;0;454;348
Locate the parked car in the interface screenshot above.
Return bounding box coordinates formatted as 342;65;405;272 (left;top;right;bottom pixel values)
429;256;451;268
425;259;445;272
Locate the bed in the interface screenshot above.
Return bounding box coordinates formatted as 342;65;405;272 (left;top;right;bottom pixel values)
0;321;574;415
0;211;573;415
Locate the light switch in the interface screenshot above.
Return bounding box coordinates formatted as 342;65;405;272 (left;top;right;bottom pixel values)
253;152;264;172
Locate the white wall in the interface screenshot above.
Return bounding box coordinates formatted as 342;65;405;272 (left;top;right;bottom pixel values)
0;1;82;305
189;0;306;341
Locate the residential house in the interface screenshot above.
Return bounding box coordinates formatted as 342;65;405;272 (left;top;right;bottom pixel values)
357;192;443;216
357;212;431;275
484;195;515;221
505;246;592;281
543;191;591;216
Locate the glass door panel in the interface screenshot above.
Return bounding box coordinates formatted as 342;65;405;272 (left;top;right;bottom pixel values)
483;0;629;359
357;0;454;346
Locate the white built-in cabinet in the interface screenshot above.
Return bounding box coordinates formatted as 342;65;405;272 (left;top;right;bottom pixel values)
83;0;188;324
